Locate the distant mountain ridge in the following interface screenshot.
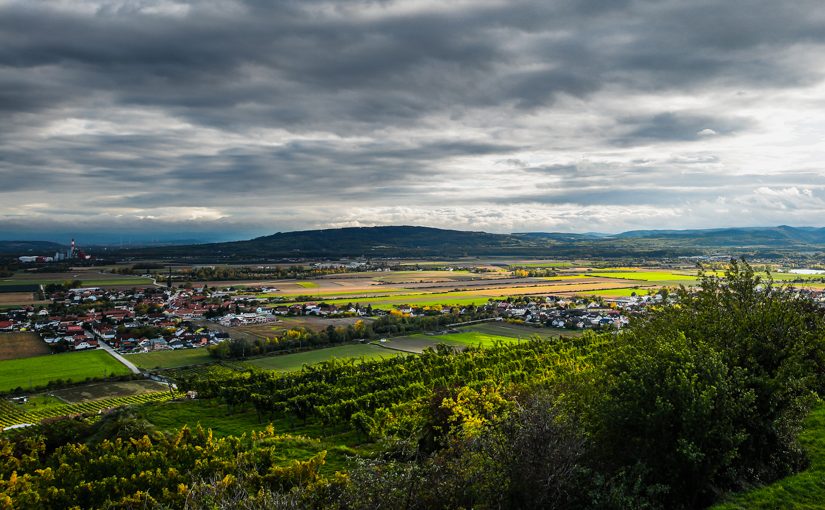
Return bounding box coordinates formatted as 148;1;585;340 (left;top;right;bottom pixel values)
612;225;825;246
520;225;825;246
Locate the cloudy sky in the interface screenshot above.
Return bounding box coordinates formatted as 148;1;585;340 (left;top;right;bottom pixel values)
3;0;825;243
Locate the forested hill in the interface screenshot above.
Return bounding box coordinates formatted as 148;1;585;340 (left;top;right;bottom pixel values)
117;226;544;259
103;225;825;261
242;226;527;256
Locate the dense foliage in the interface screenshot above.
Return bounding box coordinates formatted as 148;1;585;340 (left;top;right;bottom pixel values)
585;261;825;505
0;419;324;509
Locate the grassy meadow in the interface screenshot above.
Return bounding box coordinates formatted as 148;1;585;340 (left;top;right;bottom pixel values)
246;344;408;372
0;350;130;392
380;331;518;352
584;270;697;282
381;322;572;353
127;348;215;370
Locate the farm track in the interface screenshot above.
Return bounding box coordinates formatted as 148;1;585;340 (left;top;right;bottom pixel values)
99;341;140;374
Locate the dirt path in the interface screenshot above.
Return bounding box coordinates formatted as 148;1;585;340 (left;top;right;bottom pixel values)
99;341;141;374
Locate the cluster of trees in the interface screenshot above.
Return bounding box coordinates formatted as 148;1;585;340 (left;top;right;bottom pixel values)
116;324;163;339
511;267;559;278
43;280;83;294
46;299;112;317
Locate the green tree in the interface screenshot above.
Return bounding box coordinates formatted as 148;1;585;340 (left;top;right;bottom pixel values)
576;330;753;508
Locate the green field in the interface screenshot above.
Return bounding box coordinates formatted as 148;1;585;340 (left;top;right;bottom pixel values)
424;331;520;347
381;323;570;353
274;292;499;310
127;348;215;369
0;275;153;287
246;344;408;372
381;331;517;353
712;404;825;509
296;281;320;288
588;287;657;297
584;271;697;282
0;350;130;392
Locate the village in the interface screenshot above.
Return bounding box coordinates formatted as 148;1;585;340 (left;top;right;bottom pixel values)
0;282;671;357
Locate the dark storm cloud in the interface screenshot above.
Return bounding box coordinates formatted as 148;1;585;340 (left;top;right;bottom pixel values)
613;113;750;145
494;168;825;208
523;164;581;176
3;0;825;238
3;0;823;130
165;139;517;198
0;130;516;201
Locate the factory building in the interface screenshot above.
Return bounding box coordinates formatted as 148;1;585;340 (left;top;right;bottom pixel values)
18;238;92;263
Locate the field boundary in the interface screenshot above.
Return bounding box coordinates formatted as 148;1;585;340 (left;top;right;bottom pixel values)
99;342;140;374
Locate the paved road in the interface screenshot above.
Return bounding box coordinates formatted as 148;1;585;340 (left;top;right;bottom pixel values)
99;341;141;374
